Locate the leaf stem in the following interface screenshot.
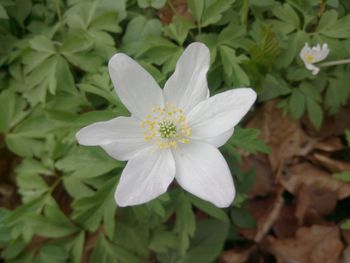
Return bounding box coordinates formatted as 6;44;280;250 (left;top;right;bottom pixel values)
55;0;64;36
319;59;350;67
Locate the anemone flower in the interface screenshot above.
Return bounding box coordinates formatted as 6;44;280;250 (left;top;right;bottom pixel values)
76;42;257;208
300;43;330;75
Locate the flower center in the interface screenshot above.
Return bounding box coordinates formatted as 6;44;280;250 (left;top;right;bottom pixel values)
140;103;191;149
304;54;315;63
158;120;177;138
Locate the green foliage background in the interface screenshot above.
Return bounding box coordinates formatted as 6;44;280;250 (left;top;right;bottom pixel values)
0;0;350;262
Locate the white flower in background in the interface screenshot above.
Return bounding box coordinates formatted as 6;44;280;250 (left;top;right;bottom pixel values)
76;43;257;208
300;43;330;75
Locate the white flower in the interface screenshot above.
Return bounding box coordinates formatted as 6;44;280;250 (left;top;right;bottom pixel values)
300;43;330;75
76;43;257;208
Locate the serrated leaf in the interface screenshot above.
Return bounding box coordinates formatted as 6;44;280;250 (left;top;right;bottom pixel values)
289;89;305;119
56;147;122;178
72;176;116;232
306;98;323;130
228;127;271;154
177;219;229;263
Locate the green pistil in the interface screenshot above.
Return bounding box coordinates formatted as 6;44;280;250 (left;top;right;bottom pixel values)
158;120;177;138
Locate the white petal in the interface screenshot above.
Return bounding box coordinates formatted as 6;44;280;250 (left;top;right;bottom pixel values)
174;141;235;208
101;141;151;161
202;128;234;147
305;62;320;75
188;88;256;140
163;42;210;113
76;116;143;146
108;53;164;119
115;148;175;207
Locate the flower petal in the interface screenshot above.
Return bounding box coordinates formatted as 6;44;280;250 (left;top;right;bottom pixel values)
201;128;234;147
188;88;256;140
108;53;164;119
101;141;151;161
174;141;235;208
115;148;175;207
76;116;143;146
163;42;210;113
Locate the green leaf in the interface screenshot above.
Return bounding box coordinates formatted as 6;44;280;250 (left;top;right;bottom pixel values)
56;147;122;178
306;98;323;130
325;77;350;114
137;0;166;8
27;205;79;238
0;209;12;244
231;207;256;228
0;4;8;19
272;3;300;29
345;130;350;147
201;0;236;27
299;82;321;102
227;127;271;154
122;16;162;55
72;176;116;232
177;219;229;263
219;45;250;86
6;0;32;27
35;244;68;263
91;233;144;263
173;191;196;254
289;89;305;119
341;219;350;230
29;35;56;54
317;10;338;33
333;171;350;182
0;90;15;133
189;195;229;222
164;16;193;45
187;0;204;23
16;159;51;202
318;13;350;38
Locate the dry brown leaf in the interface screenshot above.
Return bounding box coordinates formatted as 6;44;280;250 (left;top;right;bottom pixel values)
157;0;193;24
244;188;285;242
272;204;298;238
339;246;350;263
242;154;274;197
266;225;343;263
281;163;350;199
342;230;350;245
247;101;310;174
295;185;337;225
220;245;257;263
312;137;344;152
313;153;350;173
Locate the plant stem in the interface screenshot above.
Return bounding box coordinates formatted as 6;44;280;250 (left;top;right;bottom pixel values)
55;0;64;36
319;59;350;67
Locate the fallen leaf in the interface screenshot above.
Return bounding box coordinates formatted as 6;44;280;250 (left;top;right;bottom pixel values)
244;188;284;242
272;204;298;238
339;246;350;263
312;137;344;152
157;0;193;24
242;154;274;197
247;101;311;175
220;245;257;263
281;163;350;200
266;225;343;263
313;153;350;173
295;185;337;225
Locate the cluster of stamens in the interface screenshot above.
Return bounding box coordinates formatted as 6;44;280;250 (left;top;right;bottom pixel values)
140;102;191;149
304;54;315;63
